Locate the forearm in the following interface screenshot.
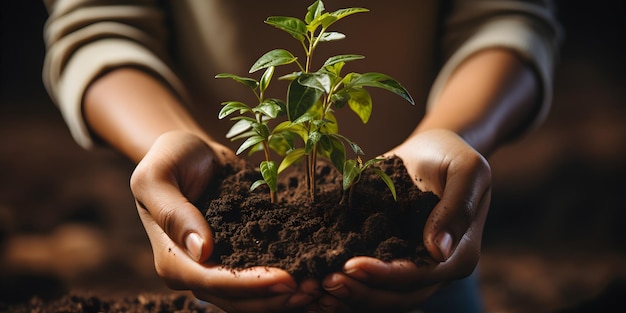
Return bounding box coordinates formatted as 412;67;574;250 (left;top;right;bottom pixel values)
415;48;540;156
84;68;217;163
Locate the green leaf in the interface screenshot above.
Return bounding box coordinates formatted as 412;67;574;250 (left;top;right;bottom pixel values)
225;118;253;139
236;135;265;155
273;120;296;133
342;159;361;190
347;72;415;105
265;17;307;42
298;72;331;94
215;73;258;90
287;79;323;121
278;71;302;81
259;66;274;93
250;179;266;192
322;54;364;68
330;7;369;22
229;130;256;142
253;99;282;118
305;0;325;24
218;101;251;119
305;130;322;154
250;49;298;73
278;148;306;173
318;135;346;171
246;141;265;157
323;64;344;84
331;89;350;108
272;121;309;145
373;168;397;201
251;122;270;139
307;13;336;33
291;111;317;126
332;133;364;155
363;157;385;169
260;161;278;192
347;88;373;123
273;120;308;141
268;131;295;156
318;31;345;42
319;111;338;134
312;7;368;31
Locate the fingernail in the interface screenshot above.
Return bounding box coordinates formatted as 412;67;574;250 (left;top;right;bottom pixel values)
344;268;369;281
323;274;351;299
435;231;453;261
185;232;203;261
270;283;296;293
323;283;350;298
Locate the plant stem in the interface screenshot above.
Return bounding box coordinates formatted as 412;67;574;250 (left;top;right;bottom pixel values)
309;144;317;202
262;141;277;203
305;154;311;190
348;185;354;207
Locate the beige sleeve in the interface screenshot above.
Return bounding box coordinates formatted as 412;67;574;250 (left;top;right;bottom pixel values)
427;0;563;132
42;0;188;149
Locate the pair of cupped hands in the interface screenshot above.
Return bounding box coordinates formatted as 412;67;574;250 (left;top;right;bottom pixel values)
131;128;491;313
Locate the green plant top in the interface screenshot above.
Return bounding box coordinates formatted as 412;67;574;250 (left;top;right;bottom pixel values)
216;0;414;203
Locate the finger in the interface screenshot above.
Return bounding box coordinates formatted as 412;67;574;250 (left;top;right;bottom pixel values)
322;272;441;312
340;257;438;288
195;277;320;313
131;159;215;263
318;294;344;313
131;133;218;262
423;150;491;262
201;294;307;313
134;188;213;262
138;208;298;297
193;272;320;300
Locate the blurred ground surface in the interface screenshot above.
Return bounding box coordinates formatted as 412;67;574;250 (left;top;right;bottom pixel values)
1;1;625;312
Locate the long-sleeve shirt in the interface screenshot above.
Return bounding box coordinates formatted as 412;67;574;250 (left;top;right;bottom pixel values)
42;0;562;155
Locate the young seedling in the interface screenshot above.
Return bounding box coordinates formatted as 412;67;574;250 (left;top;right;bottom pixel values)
216;0;414;204
216;66;285;203
341;156;397;207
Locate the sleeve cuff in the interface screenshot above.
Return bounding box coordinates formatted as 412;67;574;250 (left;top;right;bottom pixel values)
426;16;556;133
54;38;188;149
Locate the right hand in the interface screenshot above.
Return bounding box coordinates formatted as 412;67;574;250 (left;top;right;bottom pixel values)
316;129;491;312
131;131;320;312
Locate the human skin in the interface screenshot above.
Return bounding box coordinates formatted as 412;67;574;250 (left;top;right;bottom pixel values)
84;69;321;312
315;48;539;312
83;46;538;312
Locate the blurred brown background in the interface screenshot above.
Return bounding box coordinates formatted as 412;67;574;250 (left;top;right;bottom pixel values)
1;1;625;312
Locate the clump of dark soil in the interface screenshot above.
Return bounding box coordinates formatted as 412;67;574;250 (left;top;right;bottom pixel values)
204;156;439;282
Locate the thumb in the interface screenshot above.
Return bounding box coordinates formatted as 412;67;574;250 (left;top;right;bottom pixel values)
131;151;215;264
423;154;491;262
135;186;214;262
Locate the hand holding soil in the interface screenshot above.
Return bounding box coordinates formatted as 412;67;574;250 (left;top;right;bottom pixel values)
389;129;491;265
316;129;492;312
131;131;320;312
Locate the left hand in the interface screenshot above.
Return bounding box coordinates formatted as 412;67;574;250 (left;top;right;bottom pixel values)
132;131;320;312
315;129;492;312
